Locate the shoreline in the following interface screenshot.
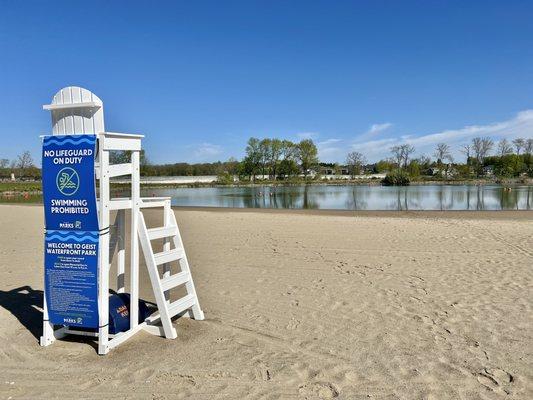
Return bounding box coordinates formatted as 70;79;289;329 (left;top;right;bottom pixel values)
2;203;531;220
2;178;532;194
170;206;533;220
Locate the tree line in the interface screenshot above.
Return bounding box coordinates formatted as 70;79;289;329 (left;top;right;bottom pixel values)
378;137;533;179
2;136;532;181
0;151;41;179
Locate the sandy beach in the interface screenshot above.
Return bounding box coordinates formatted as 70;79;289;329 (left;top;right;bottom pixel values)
0;204;531;399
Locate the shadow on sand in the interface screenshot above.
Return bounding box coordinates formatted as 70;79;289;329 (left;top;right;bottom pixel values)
0;285;43;340
0;286;159;352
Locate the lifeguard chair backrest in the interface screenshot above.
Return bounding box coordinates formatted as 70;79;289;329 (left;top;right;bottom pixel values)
43;86;105;135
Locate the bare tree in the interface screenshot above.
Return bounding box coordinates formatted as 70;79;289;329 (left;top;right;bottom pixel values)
400;144;415;168
346;151;366;178
390;145;403;168
497;139;513;157
525;138;533;155
390;144;415;169
471;137;494;163
434;143;452;163
17;151;34;169
512;138;526;155
460;144;471;163
471;137;494;176
0;158;9;169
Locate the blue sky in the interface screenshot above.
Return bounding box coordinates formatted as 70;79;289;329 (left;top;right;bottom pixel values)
1;1;532;165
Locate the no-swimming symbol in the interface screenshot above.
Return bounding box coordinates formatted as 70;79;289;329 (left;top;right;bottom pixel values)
56;167;80;196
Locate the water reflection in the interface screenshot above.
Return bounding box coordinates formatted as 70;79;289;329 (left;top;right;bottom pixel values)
121;184;533;211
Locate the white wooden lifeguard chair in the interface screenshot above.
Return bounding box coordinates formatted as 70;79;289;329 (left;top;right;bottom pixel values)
40;86;204;355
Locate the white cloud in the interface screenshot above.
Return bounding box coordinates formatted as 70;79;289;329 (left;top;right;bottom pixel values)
192;142;223;159
352;110;533;162
366;122;393;136
318;138;342;146
317;138;343;159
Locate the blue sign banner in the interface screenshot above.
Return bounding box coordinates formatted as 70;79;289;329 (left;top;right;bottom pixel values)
44;230;99;328
42;135;98;232
42;134;100;328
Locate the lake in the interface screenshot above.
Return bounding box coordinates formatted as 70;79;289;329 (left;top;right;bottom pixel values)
119;184;533;211
2;184;532;210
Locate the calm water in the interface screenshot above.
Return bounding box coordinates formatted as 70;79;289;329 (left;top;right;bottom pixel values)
129;185;533;211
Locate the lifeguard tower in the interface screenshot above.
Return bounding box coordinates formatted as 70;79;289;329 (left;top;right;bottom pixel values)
40;86;204;355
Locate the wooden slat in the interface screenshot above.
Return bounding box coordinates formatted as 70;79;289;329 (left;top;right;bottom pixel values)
161;271;190;291
153;248;185;265
140;200;169;209
103;137;141;151
145;294;196;323
168;295;196;317
107;323;146;350
109;199;132;210
43;102;100;110
108;163;132;178
147;226;178;240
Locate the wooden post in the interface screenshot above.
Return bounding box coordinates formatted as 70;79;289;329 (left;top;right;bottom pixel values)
130;150;140;329
40;288;55;346
98;135;110;355
163;200;171;302
117;210;125;293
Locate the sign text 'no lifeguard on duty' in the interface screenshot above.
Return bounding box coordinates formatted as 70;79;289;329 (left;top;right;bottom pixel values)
42;135;99;328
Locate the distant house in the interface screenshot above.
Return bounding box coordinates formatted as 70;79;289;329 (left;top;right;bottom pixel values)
320;166;335;175
429;167;441;176
429;166;458;178
483;165;494;176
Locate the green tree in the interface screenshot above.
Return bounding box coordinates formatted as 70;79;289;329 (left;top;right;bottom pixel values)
268;139;283;179
244;137;262;180
374;159;395;173
278;159;300;177
297;139;319;177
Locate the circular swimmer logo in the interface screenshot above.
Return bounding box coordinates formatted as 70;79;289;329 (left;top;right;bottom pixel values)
56;167;80;196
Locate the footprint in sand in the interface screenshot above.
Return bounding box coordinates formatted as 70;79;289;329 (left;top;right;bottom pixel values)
476;368;513;393
298;382;339;399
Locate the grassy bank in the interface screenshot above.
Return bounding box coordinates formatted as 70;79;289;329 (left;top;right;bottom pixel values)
0;181;42;193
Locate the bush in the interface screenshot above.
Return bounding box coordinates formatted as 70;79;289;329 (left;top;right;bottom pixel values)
216;171;234;185
382;170;410;186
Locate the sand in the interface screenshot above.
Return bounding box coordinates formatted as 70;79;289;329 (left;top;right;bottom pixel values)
0;205;531;399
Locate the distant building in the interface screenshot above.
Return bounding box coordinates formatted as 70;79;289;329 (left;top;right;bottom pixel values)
483;165;494;176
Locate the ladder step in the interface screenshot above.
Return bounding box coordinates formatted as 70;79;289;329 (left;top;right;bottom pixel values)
145;294;196;323
161;271;190;291
168;294;196;316
147;225;178;240
153;248;185;265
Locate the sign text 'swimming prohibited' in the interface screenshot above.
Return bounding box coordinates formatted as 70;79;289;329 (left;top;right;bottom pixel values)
42;135;98;231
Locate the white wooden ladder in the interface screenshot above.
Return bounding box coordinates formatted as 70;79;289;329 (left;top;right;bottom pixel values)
138;200;204;339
